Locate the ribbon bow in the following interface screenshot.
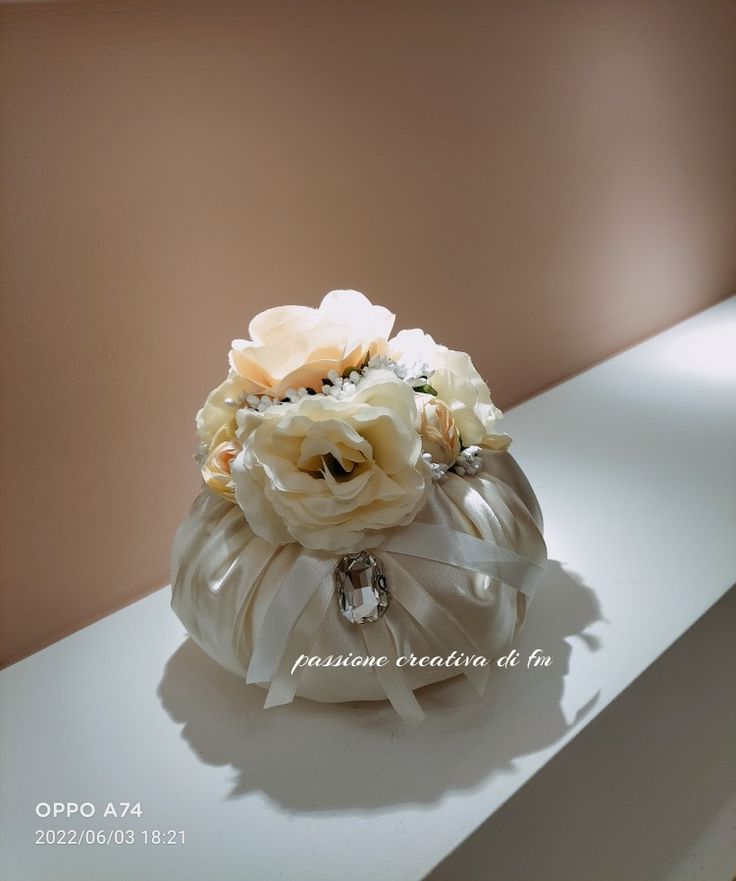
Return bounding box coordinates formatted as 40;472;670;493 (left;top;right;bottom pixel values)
244;511;546;723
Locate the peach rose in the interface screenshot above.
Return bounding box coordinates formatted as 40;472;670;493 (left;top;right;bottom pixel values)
229;290;395;399
201;424;240;502
415;393;462;466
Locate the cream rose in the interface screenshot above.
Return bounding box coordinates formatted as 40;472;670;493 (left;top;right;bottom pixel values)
229;290;395;399
196;370;248;445
231;370;431;552
431;350;509;449
389;329;510;450
415;393;461;466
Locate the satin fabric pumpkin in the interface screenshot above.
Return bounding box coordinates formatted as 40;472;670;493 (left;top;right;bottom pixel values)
171;450;546;706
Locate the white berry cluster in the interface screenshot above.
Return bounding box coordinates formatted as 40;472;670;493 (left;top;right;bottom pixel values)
239;354;431;414
320;369;360;399
451;445;482;476
244;393;281;412
422;445;484;482
421;452;450;482
364;354;432;389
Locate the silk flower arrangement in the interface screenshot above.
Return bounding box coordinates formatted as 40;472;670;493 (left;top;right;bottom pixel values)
171;291;547;722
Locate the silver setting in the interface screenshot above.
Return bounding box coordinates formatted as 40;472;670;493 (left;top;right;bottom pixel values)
335;551;389;624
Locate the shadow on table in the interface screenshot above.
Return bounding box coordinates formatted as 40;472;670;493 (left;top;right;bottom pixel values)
157;560;601;811
428;585;736;881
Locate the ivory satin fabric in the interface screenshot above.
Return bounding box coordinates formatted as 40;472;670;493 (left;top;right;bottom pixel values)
171;450;546;704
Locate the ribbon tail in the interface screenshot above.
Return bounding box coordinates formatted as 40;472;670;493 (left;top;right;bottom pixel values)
362;619;425;725
263;577;336;709
246;551;335;686
389;558;489;696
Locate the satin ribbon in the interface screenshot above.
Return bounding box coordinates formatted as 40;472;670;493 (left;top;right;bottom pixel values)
361;619;425;725
388;557;490;697
381;522;543;598
245;515;545;722
245;551;336;687
259;553;492;720
263;575;336;709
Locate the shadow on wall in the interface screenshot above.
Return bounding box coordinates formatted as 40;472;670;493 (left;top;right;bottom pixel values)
157;560;601;810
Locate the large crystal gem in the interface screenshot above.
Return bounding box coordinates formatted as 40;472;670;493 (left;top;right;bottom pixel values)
335;551;389;624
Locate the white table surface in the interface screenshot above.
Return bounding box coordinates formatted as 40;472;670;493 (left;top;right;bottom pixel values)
1;298;735;881
429;584;736;881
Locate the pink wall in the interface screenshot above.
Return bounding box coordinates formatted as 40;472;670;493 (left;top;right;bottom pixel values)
1;0;735;666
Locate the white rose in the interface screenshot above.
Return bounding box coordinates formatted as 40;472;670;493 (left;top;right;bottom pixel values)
389;329;510;449
231;370;431;552
229;290;395;399
387;328;446;376
431;350;509;448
